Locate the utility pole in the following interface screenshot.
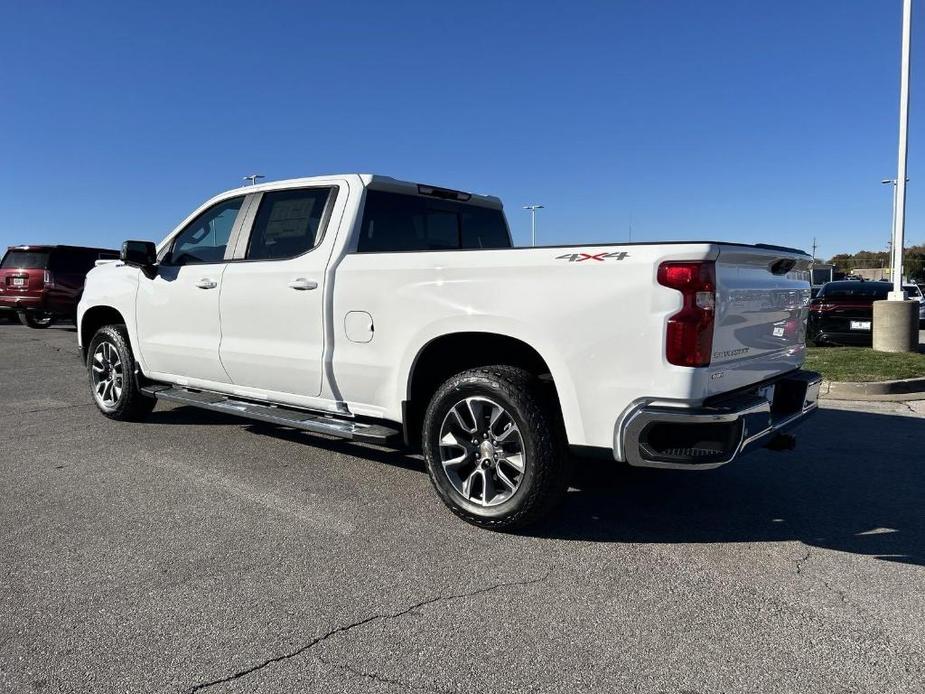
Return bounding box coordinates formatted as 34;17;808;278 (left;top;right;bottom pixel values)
523;205;544;247
874;0;919;352
811;237;817;263
243;174;265;187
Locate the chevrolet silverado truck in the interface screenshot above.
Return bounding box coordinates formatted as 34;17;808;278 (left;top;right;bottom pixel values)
77;174;821;529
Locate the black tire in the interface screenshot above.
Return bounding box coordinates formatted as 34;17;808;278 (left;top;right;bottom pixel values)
86;324;156;421
19;311;54;329
422;365;570;530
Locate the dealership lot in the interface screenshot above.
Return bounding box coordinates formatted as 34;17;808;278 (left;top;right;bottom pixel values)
1;323;923;693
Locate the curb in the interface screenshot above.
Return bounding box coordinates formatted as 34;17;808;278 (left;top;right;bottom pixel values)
819;376;925;401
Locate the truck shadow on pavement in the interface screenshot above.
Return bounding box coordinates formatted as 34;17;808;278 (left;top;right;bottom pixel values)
536;408;925;566
145;406;429;474
147;405;923;565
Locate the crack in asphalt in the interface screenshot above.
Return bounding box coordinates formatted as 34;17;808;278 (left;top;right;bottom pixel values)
318;657;457;694
0;403;92;420
822;579;849;604
792;547;812;575
186;569;553;693
793;546;854;609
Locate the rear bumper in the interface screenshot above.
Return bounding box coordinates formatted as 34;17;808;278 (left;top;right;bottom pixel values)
0;293;75;315
620;369;822;470
0;295;43;311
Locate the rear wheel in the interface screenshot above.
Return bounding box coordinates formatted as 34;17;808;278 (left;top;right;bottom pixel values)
422;366;570;530
87;325;156;421
19;311;54;329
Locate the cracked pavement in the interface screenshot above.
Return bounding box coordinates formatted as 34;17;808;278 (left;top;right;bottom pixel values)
1;323;924;693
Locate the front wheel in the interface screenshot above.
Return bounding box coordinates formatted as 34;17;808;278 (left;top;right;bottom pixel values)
87;325;156;421
19;311;54;329
422;366;570;530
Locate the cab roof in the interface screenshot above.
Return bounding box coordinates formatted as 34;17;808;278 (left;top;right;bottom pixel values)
218;174;504;210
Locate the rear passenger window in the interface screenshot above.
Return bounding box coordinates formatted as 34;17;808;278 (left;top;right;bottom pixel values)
424;210;460;249
246;188;333;260
50;250;107;274
461;206;512;249
357;190;511;253
50;252;84;274
167;197;244;266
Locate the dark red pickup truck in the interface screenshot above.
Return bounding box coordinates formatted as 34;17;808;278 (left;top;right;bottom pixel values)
0;245;119;328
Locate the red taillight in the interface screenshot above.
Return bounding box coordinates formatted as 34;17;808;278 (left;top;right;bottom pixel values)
657;261;716;367
43;270;54;288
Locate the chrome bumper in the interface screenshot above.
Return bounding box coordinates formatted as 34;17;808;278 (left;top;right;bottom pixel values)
621;370;822;470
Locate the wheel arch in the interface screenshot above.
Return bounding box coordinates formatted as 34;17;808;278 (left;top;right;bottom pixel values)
79;305;127;361
403;331;567;449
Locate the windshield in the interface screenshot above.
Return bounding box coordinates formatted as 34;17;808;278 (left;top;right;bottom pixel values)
818;283;891;300
1;250;50;269
905;285;922;298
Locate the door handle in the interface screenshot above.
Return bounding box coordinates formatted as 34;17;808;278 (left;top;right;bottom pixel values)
195;278;218;289
288;278;318;291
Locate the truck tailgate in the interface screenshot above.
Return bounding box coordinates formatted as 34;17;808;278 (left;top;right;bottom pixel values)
707;245;811;396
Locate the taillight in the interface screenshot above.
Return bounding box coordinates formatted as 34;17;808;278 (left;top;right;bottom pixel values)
43;270;54;288
657;261;716;367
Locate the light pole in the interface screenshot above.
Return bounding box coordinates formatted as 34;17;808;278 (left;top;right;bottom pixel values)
523;205;544;247
873;0;919;352
243;174;265;187
882;178;898;280
890;0;912;299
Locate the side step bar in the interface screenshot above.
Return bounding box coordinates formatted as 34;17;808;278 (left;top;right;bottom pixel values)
141;385;401;445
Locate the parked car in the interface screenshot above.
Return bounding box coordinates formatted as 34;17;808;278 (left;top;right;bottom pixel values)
908;283;925;326
808;280;924;345
0;245;119;328
77;174;820;529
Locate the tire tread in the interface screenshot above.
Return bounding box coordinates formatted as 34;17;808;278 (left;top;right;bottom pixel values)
422;365;569;530
87;324;156;422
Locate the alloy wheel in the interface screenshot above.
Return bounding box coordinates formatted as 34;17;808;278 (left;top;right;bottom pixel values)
438;396;526;507
91;341;124;408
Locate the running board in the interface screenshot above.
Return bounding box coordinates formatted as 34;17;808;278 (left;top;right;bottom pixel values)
141;385;400;445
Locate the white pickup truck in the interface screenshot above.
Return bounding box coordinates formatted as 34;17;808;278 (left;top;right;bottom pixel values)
78;174;821;529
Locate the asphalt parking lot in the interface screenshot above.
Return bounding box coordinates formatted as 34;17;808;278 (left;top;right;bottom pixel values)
1;323;923;693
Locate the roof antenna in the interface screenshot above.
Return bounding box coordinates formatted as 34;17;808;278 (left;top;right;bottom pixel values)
243;174;265;186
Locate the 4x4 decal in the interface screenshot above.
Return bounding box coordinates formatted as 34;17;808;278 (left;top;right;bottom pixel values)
555;251;630;262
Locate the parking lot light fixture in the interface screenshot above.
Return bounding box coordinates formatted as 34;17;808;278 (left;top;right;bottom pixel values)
889;0;912;301
874;0;920;353
523;205;544;247
882;179;898;279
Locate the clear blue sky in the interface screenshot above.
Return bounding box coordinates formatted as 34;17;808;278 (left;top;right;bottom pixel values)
1;1;922;260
